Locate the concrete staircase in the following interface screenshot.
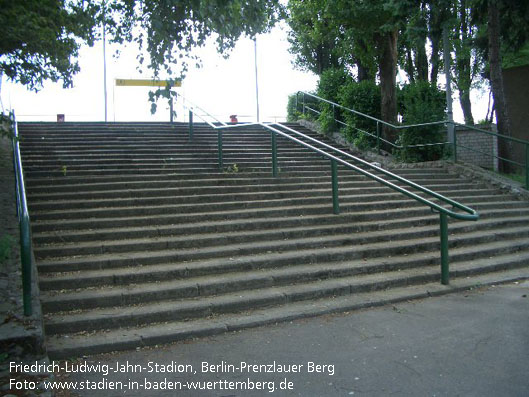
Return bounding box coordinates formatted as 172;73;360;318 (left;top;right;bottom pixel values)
18;121;529;359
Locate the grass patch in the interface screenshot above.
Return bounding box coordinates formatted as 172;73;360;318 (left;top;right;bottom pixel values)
494;171;526;185
485;168;527;189
0;234;14;265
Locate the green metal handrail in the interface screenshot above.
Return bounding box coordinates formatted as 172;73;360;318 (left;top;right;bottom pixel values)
185;103;479;285
298;91;451;152
10;111;33;316
450;122;529;189
297;90;529;189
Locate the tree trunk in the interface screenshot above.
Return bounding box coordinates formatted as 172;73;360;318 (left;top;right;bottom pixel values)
356;40;373;82
316;45;324;75
488;0;513;173
405;47;415;83
459;89;474;125
415;44;429;81
377;30;399;143
356;60;374;82
454;0;474;125
429;32;441;85
428;0;444;85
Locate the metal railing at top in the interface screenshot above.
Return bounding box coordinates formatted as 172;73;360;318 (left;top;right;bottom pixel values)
10;111;33;316
297;91;529;189
184;100;479;285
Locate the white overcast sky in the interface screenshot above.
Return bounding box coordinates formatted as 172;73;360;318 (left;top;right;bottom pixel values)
1;21;317;123
1;21;487;123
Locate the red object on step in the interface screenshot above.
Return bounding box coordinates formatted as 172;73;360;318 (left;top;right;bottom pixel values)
229;115;238;123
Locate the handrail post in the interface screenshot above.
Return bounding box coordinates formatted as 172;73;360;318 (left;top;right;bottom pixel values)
295;92;299;114
20;215;32;316
188;110;193;141
525;143;529;190
12;140;20;219
271;130;278;177
452;123;457;162
440;212;449;285
376;122;381;155
169;98;174;124
218;131;223;171
302;92;306;116
331;159;339;214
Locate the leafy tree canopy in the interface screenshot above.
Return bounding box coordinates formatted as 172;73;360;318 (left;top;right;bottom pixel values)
105;0;283;80
0;0;283;94
286;0;343;75
0;0;99;91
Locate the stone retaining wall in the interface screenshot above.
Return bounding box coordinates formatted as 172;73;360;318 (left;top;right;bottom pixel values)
455;126;498;171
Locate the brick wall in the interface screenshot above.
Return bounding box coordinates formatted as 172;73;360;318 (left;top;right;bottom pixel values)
455;125;498;171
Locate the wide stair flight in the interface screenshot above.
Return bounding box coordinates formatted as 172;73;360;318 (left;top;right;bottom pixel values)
18;121;529;358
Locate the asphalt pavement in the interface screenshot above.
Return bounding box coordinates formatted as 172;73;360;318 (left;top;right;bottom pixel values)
41;279;529;397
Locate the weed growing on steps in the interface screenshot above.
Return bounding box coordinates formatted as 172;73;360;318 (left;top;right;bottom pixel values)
61;165;67;176
224;163;239;174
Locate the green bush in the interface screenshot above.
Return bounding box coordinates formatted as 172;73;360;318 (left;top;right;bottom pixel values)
286;93;301;122
1;113;14;140
317;68;350;103
0;234;14;265
286;91;321;122
318;107;337;135
316;68;352;133
396;81;447;162
337;80;381;147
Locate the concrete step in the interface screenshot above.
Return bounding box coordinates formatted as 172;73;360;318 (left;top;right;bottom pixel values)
23;171;452;193
30;210;526;246
23;164;340;178
42;247;529;325
24;167;449;188
22;156;331;168
36;226;529;275
29;194;528;223
28;189;508;214
27;178;480;202
37;219;529;291
31;202;529;235
45;266;529;359
34;209;529;261
42;255;529;342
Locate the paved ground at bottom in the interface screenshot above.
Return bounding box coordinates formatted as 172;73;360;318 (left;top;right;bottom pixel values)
45;280;529;397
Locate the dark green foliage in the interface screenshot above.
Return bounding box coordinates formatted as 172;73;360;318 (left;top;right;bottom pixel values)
316;68;350;103
338;80;381;149
317;107;337;135
396;81;447;162
316;68;351;132
0;0;99;91
286;91;320;122
502;41;529;69
287;0;343;75
0;234;14;265
298;92;321;121
0;113;14;140
287;94;302;122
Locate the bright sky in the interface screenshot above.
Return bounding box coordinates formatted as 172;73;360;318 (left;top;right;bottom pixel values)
0;21;488;124
1;22;317;123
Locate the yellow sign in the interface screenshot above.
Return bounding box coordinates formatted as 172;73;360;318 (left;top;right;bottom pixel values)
115;79;182;87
